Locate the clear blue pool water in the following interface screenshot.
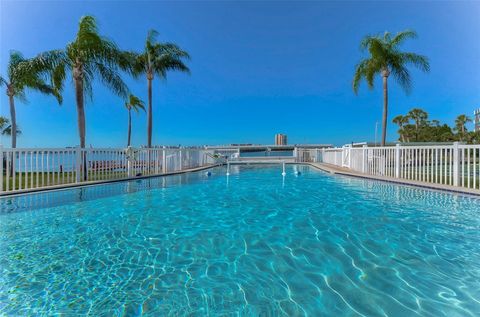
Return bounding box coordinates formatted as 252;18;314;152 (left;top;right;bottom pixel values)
1;165;479;316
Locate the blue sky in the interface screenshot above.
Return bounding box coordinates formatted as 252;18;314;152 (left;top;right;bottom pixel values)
1;0;479;147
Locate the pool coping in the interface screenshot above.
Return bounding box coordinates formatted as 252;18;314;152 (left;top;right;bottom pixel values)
306;162;480;197
0;164;220;198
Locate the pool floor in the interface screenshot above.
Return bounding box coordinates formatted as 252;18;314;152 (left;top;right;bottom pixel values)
0;165;479;316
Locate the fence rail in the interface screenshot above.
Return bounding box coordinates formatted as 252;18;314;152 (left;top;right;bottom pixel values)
296;143;480;191
0;147;220;193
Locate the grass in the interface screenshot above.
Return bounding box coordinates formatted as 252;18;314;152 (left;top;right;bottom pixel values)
2;171;129;191
372;165;480;188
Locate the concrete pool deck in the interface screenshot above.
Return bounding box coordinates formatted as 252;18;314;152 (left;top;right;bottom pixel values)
307;162;480;197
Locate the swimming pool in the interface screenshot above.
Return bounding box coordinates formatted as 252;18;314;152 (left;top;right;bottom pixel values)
1;165;479;316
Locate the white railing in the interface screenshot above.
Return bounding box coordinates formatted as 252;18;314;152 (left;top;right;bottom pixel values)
295;148;321;163
296;143;480;191
0;147;217;193
4;144;479;193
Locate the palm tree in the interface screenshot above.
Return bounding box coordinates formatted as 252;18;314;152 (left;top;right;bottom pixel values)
125;94;145;147
454;114;472;141
45;15;129;149
0;116;21;136
124;30;189;147
407;108;428;141
408;108;428;129
392;115;409;142
353;30;430;146
0;51;61;148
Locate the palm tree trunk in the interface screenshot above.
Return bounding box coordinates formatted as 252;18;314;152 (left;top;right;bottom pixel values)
127;109;132;147
7;92;16;176
74;77;86;148
381;70;389;146
74;74;87;181
147;75;153;148
415;122;419;142
8;93;16;149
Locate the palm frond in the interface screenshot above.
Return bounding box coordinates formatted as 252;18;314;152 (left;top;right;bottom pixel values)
354;28;428;96
383;31;391;42
82;68;94;101
76;16;99;44
153;55;190;78
125;94;145;113
2;124;22;136
0;116;10;129
392;115;409;125
94;62;129;99
391;30;417;47
360;35;376;51
118;51;143;76
7;51;26;80
128;31;191;81
352;58;381;94
146;29;159;47
161;43;191;59
352;59;368;94
391;64;412;94
129;95;145;112
51;60;67;96
398;52;430;73
14;90;28;103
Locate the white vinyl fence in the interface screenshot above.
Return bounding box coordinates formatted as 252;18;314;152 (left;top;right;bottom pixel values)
297;143;480;191
0;147;218;193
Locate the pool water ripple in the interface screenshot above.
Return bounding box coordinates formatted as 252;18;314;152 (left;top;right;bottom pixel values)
0;165;479;316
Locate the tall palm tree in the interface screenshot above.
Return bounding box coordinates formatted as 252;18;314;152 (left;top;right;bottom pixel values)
124;30;189;147
45;15;129;149
454;114;472;141
0;51;61;148
125;94;145;147
353;30;430;146
392;115;409;142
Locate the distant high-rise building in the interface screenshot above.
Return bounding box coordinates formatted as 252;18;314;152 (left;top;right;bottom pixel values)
475;109;480;132
275;134;287;145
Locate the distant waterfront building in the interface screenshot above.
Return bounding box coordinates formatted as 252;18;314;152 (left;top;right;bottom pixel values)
475;109;480;132
275;134;287;145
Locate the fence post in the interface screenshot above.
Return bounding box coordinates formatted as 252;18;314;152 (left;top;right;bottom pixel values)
0;145;3;192
179;149;183;171
453;142;460;187
126;146;133;177
362;145;368;173
395;144;401;178
162;148;167;173
348;146;351;168
75;146;81;183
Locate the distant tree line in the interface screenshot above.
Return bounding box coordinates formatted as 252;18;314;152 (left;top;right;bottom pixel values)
392;108;477;143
